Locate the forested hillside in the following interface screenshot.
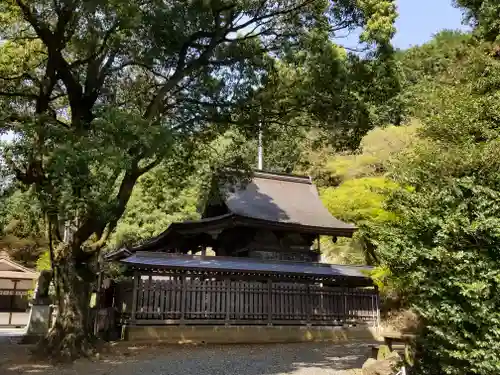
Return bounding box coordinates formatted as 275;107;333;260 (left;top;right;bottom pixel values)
1;0;500;372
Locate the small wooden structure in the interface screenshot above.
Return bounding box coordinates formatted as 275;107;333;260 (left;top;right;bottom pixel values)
0;252;38;327
106;171;379;334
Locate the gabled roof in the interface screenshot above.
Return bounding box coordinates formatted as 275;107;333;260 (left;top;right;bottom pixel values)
218;171;355;233
115;171;356;256
0;252;39;280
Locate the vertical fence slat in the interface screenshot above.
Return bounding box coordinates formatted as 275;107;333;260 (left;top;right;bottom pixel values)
180;275;186;323
154;280;160;318
225;279;231;322
139;279;145;319
267;279;272;324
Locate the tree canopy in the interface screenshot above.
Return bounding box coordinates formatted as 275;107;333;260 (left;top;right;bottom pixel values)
0;0;398;359
315;124;417;264
370;17;500;374
455;0;500;41
1;2;500;374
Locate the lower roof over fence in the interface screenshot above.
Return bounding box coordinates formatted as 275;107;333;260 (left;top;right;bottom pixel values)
121;252;374;287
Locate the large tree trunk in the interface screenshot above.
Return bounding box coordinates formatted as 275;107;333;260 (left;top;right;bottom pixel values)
37;250;97;361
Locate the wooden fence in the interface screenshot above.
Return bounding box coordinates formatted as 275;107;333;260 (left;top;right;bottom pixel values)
127;276;379;326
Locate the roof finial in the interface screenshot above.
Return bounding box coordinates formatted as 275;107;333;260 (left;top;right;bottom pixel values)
257;121;263;170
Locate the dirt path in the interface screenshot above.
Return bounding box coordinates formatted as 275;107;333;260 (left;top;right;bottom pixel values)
1;341;371;375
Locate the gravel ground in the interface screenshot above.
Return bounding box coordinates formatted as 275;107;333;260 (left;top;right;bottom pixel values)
1;341;371;375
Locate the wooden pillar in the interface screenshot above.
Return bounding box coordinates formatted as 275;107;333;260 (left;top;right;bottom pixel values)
371;289;375;326
9;280;18;325
93;260;103;335
267;279;272;325
130;271;139;323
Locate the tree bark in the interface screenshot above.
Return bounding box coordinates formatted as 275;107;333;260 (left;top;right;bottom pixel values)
37;248;96;361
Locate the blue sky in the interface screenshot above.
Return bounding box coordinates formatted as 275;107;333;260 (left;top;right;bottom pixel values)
393;0;470;49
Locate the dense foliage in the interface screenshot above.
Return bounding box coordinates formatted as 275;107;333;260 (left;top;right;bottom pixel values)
0;187;46;267
2;1;499;373
455;0;500;41
374;30;500;375
313;124;417;264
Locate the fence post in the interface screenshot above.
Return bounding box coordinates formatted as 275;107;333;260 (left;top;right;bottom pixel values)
8;280;18;325
180;274;187;324
306;283;311;325
371;290;376;326
225;279;231;325
343;287;348;325
130;271;139;324
267;279;272;325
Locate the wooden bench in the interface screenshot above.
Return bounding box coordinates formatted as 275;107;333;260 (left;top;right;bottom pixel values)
370;333;416;359
384;333;415;351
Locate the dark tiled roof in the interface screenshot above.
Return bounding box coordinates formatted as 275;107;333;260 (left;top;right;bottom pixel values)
125;171;357;254
222;171;356;233
121;252;373;285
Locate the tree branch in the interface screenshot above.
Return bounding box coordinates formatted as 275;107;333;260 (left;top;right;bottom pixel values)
227;0;315;33
0;72;38;83
53;0;77;45
180;98;235;108
137;156;162;175
83;52;117;107
0;91;38;99
15;0;86;127
74;155;151;253
69;21;120;69
15;0;54;44
176;31;216;72
36;57;57;113
144;32;226;120
88;219;117;251
342;45;370;53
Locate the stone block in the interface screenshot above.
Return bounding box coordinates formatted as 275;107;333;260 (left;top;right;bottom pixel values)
26;305;51;336
124;325;378;344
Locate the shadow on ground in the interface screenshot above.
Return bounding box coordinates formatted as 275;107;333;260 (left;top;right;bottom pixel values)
1;341;373;375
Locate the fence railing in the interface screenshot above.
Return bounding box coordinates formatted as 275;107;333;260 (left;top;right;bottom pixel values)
127;276;378;326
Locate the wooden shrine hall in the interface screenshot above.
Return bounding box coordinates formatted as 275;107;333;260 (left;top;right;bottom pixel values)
106;171;379;334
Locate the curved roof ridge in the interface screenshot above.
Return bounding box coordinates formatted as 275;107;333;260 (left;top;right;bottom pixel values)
253;170;311;184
